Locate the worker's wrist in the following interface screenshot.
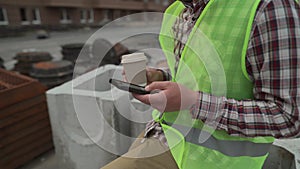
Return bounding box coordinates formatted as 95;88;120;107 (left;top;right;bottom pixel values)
190;91;202;119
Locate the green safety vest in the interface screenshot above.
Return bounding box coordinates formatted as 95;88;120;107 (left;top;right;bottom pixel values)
155;0;277;168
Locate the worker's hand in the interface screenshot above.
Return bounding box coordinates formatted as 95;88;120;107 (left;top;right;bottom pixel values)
122;69;128;82
133;81;198;112
122;67;164;84
146;68;164;84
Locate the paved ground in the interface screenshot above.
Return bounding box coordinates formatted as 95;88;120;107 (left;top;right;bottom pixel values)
0;22;162;70
18;150;58;169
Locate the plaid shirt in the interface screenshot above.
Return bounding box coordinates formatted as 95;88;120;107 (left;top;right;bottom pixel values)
145;0;300;144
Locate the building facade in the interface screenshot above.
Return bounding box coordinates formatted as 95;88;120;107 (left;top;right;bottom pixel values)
0;0;170;31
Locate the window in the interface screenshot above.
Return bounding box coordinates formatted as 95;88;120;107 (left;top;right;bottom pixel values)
80;9;93;24
60;8;71;24
32;8;41;25
88;9;94;23
80;9;87;23
100;9;113;24
20;8;29;25
114;10;121;19
0;8;8;25
104;10;113;20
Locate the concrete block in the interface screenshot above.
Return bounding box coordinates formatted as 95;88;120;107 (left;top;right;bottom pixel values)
46;65;151;169
263;139;300;169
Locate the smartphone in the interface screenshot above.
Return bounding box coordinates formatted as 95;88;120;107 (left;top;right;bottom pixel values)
109;78;151;95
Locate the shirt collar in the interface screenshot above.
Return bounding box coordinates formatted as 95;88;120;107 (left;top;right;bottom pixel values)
181;0;209;8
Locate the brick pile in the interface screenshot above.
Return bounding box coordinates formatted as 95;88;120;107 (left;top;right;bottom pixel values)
0;69;53;169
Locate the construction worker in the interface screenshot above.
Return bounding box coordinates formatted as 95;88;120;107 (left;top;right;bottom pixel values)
102;0;300;168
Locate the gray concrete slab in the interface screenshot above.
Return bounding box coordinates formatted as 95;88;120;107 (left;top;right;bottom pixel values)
46;65;153;169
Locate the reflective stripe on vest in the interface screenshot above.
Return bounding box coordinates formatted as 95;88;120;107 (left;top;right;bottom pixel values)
163;121;272;157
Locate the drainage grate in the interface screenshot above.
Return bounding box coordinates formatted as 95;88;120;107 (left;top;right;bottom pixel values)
30;60;73;88
14;51;52;75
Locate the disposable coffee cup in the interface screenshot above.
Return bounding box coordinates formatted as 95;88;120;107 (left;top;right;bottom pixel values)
121;53;147;86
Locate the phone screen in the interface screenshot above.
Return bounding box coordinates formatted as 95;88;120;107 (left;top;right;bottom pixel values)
109;79;151;95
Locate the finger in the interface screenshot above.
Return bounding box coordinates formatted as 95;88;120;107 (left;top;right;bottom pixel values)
122;69;125;80
146;67;156;72
132;93;150;104
122;69;128;82
148;92;167;112
145;81;170;91
146;71;152;80
134;92;167;112
146;68;156;83
122;75;128;82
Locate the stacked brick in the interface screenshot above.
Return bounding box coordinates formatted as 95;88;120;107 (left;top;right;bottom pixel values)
0;69;53;169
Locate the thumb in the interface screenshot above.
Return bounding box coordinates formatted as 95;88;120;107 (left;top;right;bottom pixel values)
145;81;170;91
147;71;152;79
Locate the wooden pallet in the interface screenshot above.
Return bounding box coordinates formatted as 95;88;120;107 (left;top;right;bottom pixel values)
0;69;53;169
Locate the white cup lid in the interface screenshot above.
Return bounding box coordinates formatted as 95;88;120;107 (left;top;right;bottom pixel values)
121;53;147;63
